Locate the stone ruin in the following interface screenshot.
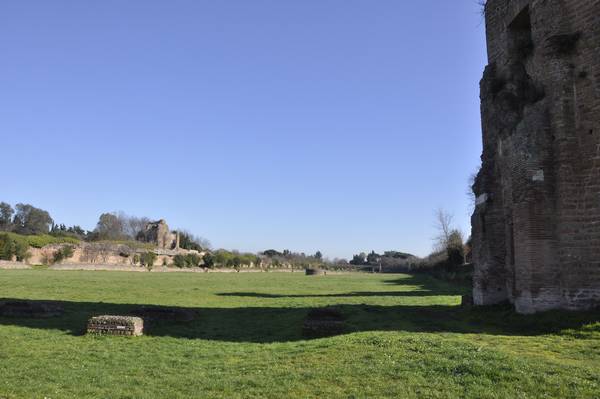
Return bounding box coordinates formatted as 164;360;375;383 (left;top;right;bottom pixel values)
471;0;600;313
140;219;179;250
87;315;144;336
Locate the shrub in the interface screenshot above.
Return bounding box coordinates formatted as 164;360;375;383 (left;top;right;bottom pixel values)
140;252;157;268
212;250;258;268
202;253;215;268
173;253;202;268
0;233;30;261
132;254;141;265
185;253;202;267
19;234;80;248
173;254;186;268
52;245;75;264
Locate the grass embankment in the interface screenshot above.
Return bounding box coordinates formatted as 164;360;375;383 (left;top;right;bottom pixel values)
1;232;159;251
2;232;80;248
0;271;598;398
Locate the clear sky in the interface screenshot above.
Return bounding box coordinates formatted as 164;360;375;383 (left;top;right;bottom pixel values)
1;1;487;259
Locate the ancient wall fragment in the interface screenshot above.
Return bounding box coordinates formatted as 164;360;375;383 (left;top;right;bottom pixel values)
472;0;600;313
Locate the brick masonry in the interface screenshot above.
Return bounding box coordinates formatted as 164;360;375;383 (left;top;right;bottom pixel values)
87;315;144;336
472;0;600;313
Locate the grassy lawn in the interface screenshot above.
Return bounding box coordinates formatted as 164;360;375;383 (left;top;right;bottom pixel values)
0;270;599;398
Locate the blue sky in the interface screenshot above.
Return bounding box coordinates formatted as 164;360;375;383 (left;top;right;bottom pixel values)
0;1;487;259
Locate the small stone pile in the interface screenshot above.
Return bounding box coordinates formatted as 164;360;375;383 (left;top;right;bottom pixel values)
87;315;144;336
302;307;345;338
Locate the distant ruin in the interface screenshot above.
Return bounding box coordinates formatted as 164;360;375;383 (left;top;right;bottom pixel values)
472;0;600;313
140;219;179;250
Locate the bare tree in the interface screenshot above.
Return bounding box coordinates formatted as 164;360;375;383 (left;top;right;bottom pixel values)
433;208;454;251
120;213;150;239
97;242;113;263
82;244;99;263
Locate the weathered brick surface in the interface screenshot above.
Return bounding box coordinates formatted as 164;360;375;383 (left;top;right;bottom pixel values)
87;315;144;336
472;0;600;313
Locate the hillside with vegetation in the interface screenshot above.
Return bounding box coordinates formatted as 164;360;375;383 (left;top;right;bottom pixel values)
1;201;473;279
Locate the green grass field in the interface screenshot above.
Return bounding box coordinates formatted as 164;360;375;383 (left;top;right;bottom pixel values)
1;270;599;398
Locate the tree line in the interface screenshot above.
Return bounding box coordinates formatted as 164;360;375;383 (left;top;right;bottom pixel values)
0;201;210;251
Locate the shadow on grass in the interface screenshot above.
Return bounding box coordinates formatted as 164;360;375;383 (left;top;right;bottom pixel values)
216;291;453;298
1;298;599;343
1;273;597;342
216;275;468;299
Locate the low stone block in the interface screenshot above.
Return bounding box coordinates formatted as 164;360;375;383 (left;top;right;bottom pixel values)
87;315;144;336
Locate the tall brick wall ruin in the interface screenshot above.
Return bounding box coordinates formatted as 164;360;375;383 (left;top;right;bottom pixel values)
472;0;600;313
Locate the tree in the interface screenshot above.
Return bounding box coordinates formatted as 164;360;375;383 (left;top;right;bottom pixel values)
68;225;86;237
94;213;125;240
175;229;211;251
263;249;283;258
122;214;150;239
350;253;367;265
0;202;14;231
140;252;157;269
12;203;53;235
366;250;380;265
432;208;465;268
433;208;454;251
202;253;215;268
446;229;465;266
314;251;323;260
0;233;29;261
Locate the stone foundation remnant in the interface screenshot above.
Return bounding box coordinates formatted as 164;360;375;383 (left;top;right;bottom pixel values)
472;0;600;313
0;300;63;318
302;307;345;338
87;315;144;336
140;219;178;250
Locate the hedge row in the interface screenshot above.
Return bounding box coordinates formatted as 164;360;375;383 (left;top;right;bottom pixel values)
3;232;80;248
